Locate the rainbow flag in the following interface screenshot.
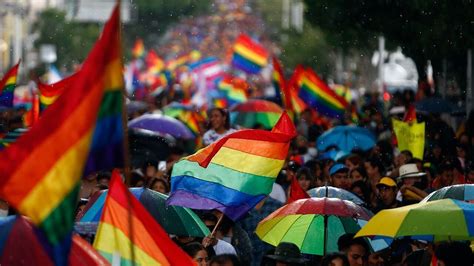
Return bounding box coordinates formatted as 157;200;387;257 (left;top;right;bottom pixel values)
297;68;348;118
166;53;189;71
213;98;228;108
132;38;145;58
217;75;248;107
94;170;194;265
231;34;268;74
145;49;165;74
0;6;123;265
288;66;307;115
163;103;202;136
37;73;77;110
0;61;20;107
167;112;296;220
272;57;293;112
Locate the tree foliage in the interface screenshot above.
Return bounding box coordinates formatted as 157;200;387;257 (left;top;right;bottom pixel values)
304;0;474;87
33;8;100;70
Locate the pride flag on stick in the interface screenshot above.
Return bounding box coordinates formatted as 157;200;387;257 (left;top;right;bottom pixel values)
167;112;296;220
231;34;268;74
0;60;20;107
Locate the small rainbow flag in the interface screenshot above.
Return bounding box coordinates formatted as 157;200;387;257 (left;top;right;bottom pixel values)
132;38;145;58
231;34;268;74
0;6;124;264
297;68;348;118
0;61;20;107
272;57;293;112
145;49;165;74
287;66;308;115
167;112;296;220
94;170;195;265
166;53;189;71
37;73;77;110
217;75;248;107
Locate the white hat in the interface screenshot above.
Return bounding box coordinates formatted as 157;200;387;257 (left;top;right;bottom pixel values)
398;163;426;180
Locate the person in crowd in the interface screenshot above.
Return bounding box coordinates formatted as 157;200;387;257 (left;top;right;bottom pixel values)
96;171;112;187
183;242;210;266
432;160;458;189
239;197;283;266
264;242;309;266
213;215;253;265
374;177;402;213
305;160;324;187
434;241;473;266
148;177;170;194
350;180;370;204
349;166;367;183
329;163;351;190
209;254;241;266
337;234;368;266
201;212;238;256
203;108;236;146
319;252;349;266
344;154;362;171
397;163;428;204
364;158;385;208
296;167;314;192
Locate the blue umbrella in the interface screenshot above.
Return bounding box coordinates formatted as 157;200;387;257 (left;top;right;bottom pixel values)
128;113;195;139
318;149;350;162
307;186;365;205
415;97;460;114
316;126;376;153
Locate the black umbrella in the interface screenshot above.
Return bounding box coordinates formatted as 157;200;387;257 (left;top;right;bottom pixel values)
128;128;176;168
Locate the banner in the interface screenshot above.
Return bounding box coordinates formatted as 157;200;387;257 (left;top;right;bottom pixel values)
392;119;425;159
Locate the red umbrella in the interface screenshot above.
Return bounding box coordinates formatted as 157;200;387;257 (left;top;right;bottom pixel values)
230;99;283;129
0;215;109;265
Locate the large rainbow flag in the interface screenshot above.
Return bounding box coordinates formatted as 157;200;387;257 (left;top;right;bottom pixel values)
0;61;20;107
94;170;194;265
297;67;348;118
231;34;268;74
167;112;296;220
0;5;123;265
37;73;77;110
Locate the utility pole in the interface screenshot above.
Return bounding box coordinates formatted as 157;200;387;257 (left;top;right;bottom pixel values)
378;36;385;93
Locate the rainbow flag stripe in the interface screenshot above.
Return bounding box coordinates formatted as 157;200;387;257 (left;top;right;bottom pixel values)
298;68;348;118
94;171;194;266
0;6;123;265
272;57;293;112
231;34;268;74
166;53;189;71
0;61;20;107
132;38;145;58
37;73;77;110
167;113;296;220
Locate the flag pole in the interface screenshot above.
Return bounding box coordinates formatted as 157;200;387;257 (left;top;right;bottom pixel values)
115;1;135;265
204;213;225;248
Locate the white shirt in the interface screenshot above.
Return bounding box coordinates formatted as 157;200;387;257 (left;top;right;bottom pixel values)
203;128;237;146
269;183;287;203
213;239;237;255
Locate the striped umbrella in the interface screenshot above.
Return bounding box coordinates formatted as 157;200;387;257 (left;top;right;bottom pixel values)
256;197;387;255
356;199;474;242
230;99;283;129
421;184;474;203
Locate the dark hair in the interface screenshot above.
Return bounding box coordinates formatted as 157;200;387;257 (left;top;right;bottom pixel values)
337;233;368;253
130;172;145;187
350;166;367;181
96;171;111;183
400;150;413;160
209;254;241;266
435;241;473;266
296;167;313;181
208;108;230;130
365;157;385;176
320;252;350;266
148;178;170;193
200;212;218;224
350;180;370;203
346;154;362;167
182;242;206;258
